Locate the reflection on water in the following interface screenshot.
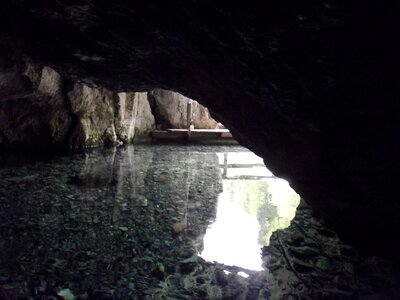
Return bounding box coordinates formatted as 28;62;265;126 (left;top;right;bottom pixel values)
0;145;299;298
201;152;300;270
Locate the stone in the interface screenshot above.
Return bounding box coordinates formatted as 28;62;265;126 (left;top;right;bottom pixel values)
115;92;155;143
57;288;75;300
173;221;186;234
149;89;219;129
38;66;63;98
288;246;318;259
0;64;71;152
67;83;117;148
23;62;42;88
132;92;156;140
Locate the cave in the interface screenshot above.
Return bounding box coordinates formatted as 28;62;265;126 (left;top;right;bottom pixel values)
1;1;400;299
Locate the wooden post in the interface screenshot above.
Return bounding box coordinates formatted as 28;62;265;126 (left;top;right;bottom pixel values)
187;100;194;141
223;152;228;178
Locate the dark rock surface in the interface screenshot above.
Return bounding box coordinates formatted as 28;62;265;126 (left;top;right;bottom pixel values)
1;1;400;258
263;201;400;299
0;60;72;153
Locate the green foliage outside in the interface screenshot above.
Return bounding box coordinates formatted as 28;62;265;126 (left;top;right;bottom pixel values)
224;179;300;245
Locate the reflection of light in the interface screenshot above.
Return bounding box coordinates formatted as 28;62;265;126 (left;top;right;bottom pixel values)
268;179;300;222
217;153;225;164
200;151;300;271
201;187;263;271
237;271;249;278
226;152;264;165
227;167;273;178
216;152;264;165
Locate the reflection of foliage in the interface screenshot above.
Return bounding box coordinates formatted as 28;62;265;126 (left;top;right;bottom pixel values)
225;180;269;215
224;179;300;246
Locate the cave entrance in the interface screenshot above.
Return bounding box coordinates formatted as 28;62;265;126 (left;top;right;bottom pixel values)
147;89;301;271
149;89;234;143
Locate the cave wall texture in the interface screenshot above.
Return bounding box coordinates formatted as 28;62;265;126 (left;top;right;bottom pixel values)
0;1;400;258
0;56;219;151
0;60;156;151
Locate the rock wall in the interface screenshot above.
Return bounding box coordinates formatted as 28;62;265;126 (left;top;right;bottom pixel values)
66;84;156;149
149;89;220;129
0;60;72;153
115;92;155;144
0;58;221;152
68;83;118;150
0;57;156;151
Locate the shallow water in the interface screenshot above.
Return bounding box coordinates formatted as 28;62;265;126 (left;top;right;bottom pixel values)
1;145;399;299
200;152;299;271
0;145;298;298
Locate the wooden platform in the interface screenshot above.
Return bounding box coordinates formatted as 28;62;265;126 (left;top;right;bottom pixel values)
152;128;235;142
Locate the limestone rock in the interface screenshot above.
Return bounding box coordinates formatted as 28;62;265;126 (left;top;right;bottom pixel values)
38;66;63;98
150;89;219;129
0;53;157;152
115;92;155;143
133;92;156;140
67;83;117;149
0;63;71;152
23;62;42;89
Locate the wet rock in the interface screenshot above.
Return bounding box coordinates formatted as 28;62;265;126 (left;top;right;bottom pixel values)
292;261;314;273
179;256;199;274
288;246;318;259
172;221;186;234
57;288;75;300
263;200;400;299
287;234;305;247
315;257;331;271
151;263;165;280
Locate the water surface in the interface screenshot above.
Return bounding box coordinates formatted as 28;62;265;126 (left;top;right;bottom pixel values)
0;144;300;298
201;151;299;271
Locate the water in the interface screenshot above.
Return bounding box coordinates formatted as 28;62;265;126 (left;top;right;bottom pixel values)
1;145;398;299
0;144;299;298
201;152;299;271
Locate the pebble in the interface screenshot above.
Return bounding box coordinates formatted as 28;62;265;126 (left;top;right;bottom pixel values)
0;145;399;299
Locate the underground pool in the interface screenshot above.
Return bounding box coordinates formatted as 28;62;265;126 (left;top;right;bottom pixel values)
0;145;399;299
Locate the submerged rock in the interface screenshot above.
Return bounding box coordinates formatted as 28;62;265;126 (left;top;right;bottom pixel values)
173;221;187;234
57;288;75;300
